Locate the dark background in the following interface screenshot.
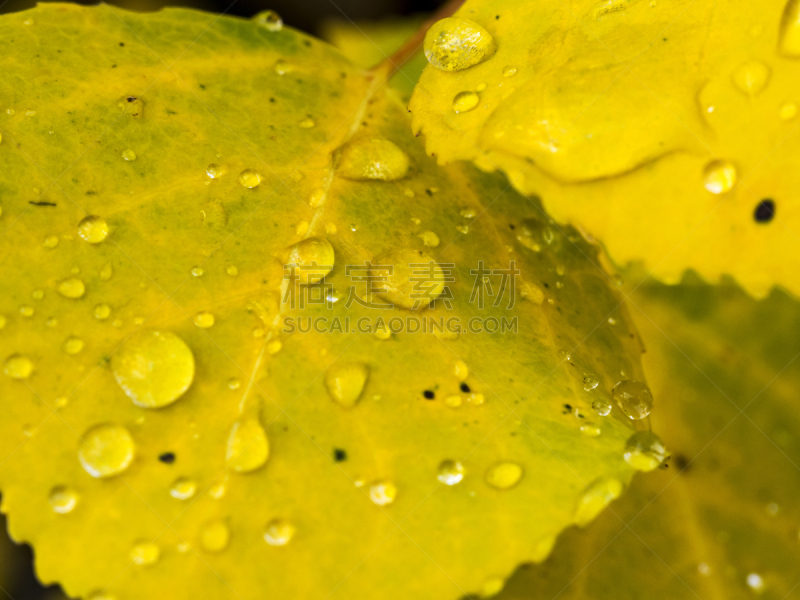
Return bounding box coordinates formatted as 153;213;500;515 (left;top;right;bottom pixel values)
0;1;445;597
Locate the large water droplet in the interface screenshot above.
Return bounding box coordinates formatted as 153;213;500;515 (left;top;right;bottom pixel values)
200;520;230;552
612;380;653;420
264;518;295;546
130;541;160;566
254;9;283;31
325;363;369;408
370;248;444;310
732;60;771;96
703;160;737;194
424;17;496;72
57;277;85;299
453;91;480;113
111;330;195;408
369;480;397;506
239;168;263;188
170;478;197;500
780;0;800;56
485;461;523;489
338;137;410;181
437;460;465;485
78;423;135;478
4;354;33;379
623;431;666;471
226;417;269;473
573;477;623;526
49;486;79;514
77;215;109;244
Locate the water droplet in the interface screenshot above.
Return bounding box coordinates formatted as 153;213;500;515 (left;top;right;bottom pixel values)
20;305;34;317
274;59;291;75
698;562;711;575
49;486;78;514
456;224;470;234
254;10;283;31
200;520;230;552
592;398;613;416
193;312;215;328
32;289;44;300
111;330;195;408
424;17;496;71
121;148;136;161
468;392;485;405
130;541;160;566
579;424;601;436
94;304;111;320
99;263;113;280
63;337;84;355
239;168;263;188
746;573;765;594
57;277;85;299
326;363;369;408
369;480;397;506
191;266;204;277
453;360;469;380
44;235;59;248
264;518;295;546
170;478;197;500
338;137;410;181
373;325;391;340
765;501;779;516
460;207;476;219
780;0;800;56
77;215;109;244
732;60;770;96
283;237;335;284
485;461;523;489
418;230;440;247
78;423;135;478
437;460;465;485
583;375;599;391
612;380;653;420
226;265;239;276
209;481;226;499
624;431;666;471
0;315;5;330
206;163;225;178
703;160;737;194
298;117;315;128
226;416;269;473
502;65;517;77
371;248;444;310
445;395;462;408
573;477;623;526
482;577;504;597
4;354;33;379
453;91;480;113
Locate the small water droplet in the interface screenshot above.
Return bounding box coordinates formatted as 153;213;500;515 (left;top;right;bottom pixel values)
445;395;462;408
200;520;230;552
254;9;283;31
453;360;469;380
20;305;34;317
32;289;44;300
94;304;111;320
612;380;653;420
573;477;623;526
703;160;737;194
130;541;160;566
418;230;440;247
57;277;85;299
732;60;770;96
468;392;485;405
209;481;226;499
583;375;599;391
0;315;6;330
228;378;241;390
698;562;711;575
424;17;496;71
169;478;197;500
111;330;195;408
264;518;295;546
579;424;601;437
274;59;291;75
298;117;315;128
121;148;136;161
338;137;410;181
624;431;666;471
193;312;215;328
485;461;523;489
99;263;113;280
502;65;517;77
191;266;204;277
226;417;269;473
325;363;369;408
239;168;263;188
746;573;765;594
453;91;480;113
63;337;84;355
78;423;135;478
206;163;225;178
437;460;465;485
283;237;335;284
49;486;78;514
368;480;397;506
4;354;33;379
780;101;798;120
226;265;239;277
592;398;613;416
77;215;109;244
44;235;59;248
460;207;476;219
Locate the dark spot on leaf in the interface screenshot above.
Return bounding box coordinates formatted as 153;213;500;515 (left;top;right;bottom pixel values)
754;199;775;223
126;96;137;103
29;201;56;207
333;448;347;462
119;42;125;46
423;390;435;400
509;224;515;229
674;454;690;472
158;452;176;464
199;84;206;90
460;382;471;393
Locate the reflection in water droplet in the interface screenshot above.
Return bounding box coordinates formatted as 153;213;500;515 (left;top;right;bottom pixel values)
78;423;135;478
111;330;195;408
200;520;230;552
239;169;262;188
732;60;771;96
226;417;270;473
194;312;215;328
206;163;225;178
371;248;444;310
254;9;283;31
130;541;160;566
264;518;295;546
4;354;33;379
437;460;465;485
453;91;480;113
326;363;369;408
49;486;78;514
369;480;397;506
78;215;109;244
122;148;137;161
338;137;410;181
485;461;523;489
703;160;737;194
612;380;653;420
424;17;496;71
170;478;197;500
623;431;667;471
573;477;623;526
63;337;84;355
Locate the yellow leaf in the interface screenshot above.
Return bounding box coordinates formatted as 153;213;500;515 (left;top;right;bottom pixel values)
495;276;800;599
410;0;800;298
0;5;653;598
